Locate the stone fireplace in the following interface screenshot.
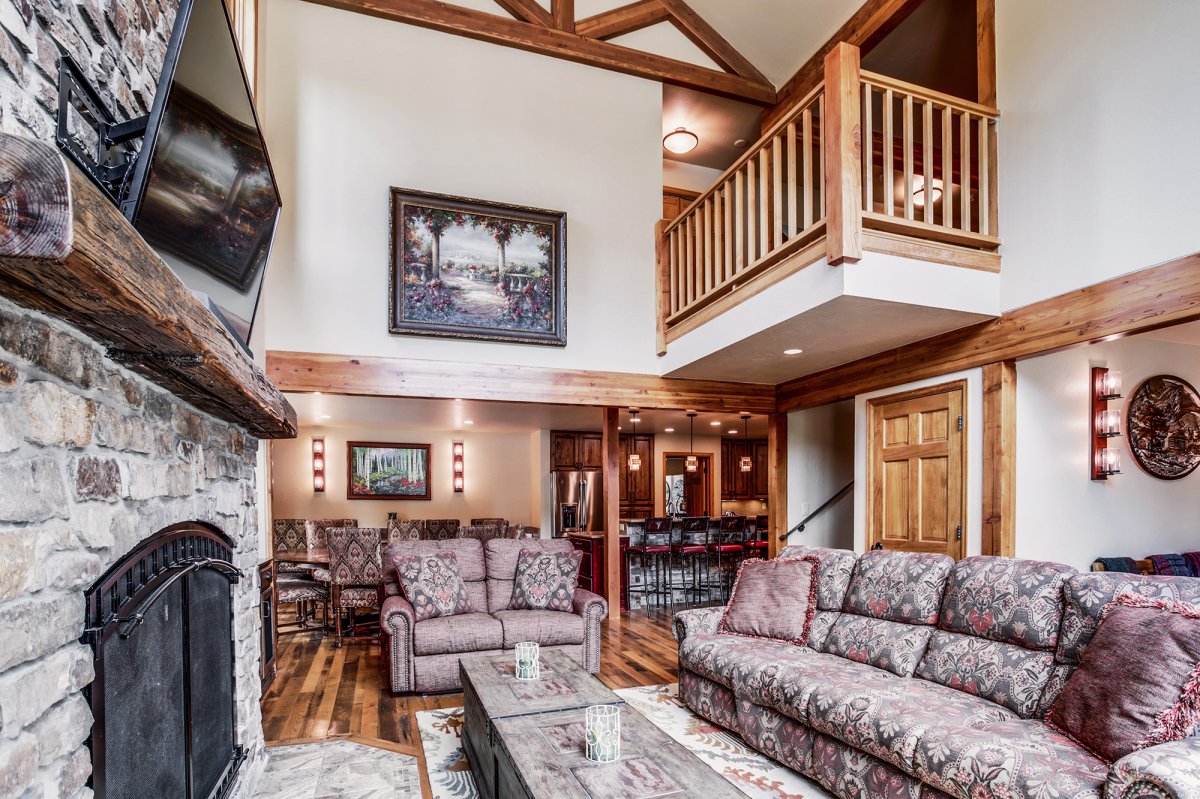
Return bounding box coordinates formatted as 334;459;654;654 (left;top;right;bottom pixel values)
0;298;268;798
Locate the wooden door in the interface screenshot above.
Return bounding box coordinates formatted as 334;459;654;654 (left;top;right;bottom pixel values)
683;463;709;517
579;434;603;470
551;433;577;471
867;381;966;559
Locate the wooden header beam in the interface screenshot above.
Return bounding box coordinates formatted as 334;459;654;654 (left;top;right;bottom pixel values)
777;251;1200;412
267;350;776;413
300;0;776;105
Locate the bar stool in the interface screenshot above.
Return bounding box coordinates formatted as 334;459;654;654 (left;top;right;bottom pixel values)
670;516;710;607
710;516;747;601
745;514;770;559
625;517;673;613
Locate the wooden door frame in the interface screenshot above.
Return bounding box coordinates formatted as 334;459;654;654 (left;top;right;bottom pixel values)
662;451;714;517
865;379;968;557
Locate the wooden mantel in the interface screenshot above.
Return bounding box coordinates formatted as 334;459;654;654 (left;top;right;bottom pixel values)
0;133;297;439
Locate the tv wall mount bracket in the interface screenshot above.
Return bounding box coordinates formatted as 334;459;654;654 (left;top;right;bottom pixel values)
55;54;149;204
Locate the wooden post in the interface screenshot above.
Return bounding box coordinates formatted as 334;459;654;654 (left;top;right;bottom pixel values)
654;219;669;356
823;42;863;265
767;412;788;559
981;361;1016;556
601;407;622;616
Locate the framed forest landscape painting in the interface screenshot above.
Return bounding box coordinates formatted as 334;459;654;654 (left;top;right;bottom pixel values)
347;441;431;500
389;187;567;346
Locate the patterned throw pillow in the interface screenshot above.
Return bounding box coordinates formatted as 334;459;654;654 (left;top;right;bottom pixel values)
1047;592;1200;763
394;551;474;622
718;556;820;646
509;548;582;612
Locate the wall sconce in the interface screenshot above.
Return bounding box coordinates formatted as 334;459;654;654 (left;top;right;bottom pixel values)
1090;367;1123;481
312;437;326;492
452;441;464;493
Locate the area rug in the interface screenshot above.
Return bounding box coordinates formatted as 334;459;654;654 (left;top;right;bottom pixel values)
416;683;830;799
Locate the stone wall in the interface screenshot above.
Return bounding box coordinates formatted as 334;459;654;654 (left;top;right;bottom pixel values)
0;0;175;141
0;295;266;799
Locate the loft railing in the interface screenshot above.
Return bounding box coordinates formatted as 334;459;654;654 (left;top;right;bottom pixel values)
655;43;1000;348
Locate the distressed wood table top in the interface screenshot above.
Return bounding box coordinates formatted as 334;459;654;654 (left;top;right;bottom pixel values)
460;650;620;720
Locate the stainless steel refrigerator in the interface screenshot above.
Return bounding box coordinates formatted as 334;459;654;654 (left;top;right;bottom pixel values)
551;470;604;536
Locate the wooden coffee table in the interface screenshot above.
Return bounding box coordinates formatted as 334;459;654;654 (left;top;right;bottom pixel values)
460;650;622;799
491;705;747;799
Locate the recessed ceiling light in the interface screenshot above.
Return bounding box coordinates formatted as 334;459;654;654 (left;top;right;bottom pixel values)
727;429;738;434
783;348;804;356
319;414;331;419
454;398;463;402
664;428;675;433
618;426;622;431
710;421;722;426
313;391;322;396
734;138;748;148
464;420;474;425
663;127;698;154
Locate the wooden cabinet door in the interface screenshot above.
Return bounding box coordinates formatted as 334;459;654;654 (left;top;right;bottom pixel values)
579;434;603;470
867;381;966;559
618;436;630;503
729;441;751;499
720;441;733;498
752;440;769;498
551;433;577;471
630;436;654;502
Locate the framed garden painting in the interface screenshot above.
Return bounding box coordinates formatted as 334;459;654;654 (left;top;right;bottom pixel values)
346;441;431;500
389;187;567;346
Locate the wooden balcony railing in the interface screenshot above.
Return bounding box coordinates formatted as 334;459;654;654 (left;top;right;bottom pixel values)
656;43;1000;349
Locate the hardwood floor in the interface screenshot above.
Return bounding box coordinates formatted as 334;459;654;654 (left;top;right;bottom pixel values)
260;608;683;751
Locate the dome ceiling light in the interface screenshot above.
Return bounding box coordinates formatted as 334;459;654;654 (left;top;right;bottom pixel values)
663;127;699;155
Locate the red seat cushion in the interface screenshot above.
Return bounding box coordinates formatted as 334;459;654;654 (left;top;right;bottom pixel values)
673;544;706;554
746;541;769;550
641;544;671;554
709;544;743;553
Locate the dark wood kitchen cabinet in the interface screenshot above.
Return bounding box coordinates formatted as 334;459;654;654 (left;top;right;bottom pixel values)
722;439;768;501
551;431;603;471
619;434;654;518
567;532;630;611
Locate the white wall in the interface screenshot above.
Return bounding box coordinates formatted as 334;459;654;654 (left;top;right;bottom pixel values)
259;0;662;373
269;426;538;529
1015;336;1200;569
663;160;724;193
853;370;985;556
996;0;1200;310
786;400;855;550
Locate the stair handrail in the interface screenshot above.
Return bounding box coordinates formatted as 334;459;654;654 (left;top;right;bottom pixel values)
778;481;854;542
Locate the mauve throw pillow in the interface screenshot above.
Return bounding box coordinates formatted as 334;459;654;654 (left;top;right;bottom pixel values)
394;551;474;622
510;548;583;612
718;556;820;646
1047;592;1200;764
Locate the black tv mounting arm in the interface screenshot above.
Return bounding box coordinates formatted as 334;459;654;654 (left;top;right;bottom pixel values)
55;54;149;203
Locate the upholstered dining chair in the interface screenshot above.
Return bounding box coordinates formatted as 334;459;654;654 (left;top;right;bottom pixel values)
458;523;502;543
425;519;461;540
276;574;327;635
387;518;427;543
326;526;384;647
272;519;310;574
470;517;509;537
305;518;358;549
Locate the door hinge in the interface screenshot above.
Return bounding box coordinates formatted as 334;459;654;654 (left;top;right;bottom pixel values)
956;524;963;541
957;415;963;431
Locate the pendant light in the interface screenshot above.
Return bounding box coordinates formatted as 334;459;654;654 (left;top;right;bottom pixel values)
627;409;641;472
739;413;753;472
685;412;698;472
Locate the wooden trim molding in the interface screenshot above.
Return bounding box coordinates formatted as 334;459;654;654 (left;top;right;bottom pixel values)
777;251;1200;412
766;412;787;559
976;0;997;107
981;361;1015;557
298;0;776;104
266;350;776;413
761;0;924;131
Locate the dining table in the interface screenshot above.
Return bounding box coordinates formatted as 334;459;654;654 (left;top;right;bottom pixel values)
274;547;330;567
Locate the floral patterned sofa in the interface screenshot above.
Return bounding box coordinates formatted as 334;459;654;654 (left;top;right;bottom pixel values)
380;537;608;693
674;546;1200;799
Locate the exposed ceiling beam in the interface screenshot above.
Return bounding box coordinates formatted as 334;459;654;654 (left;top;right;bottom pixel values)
659;0;768;83
776;251;1200;412
551;0;573;32
574;0;669;41
266;351;778;413
299;0;777;105
761;0;924;130
493;0;552;27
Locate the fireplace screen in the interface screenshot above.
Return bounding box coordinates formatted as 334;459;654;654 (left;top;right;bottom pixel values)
83;522;244;799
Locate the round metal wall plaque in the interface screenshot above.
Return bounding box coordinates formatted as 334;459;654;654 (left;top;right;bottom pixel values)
1127;375;1200;480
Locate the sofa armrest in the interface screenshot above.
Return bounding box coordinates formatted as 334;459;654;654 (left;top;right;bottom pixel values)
673;606;724;645
380;595;417;693
572;588;608;675
1107;737;1200;799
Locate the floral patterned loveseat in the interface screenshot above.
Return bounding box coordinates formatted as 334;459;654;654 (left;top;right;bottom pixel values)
380;537;607;693
674;546;1200;799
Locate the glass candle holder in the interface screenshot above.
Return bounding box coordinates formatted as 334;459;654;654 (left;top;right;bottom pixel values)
585;705;621;763
514;641;539;681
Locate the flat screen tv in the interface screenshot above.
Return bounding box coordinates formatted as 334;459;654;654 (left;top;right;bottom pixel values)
118;0;280;353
